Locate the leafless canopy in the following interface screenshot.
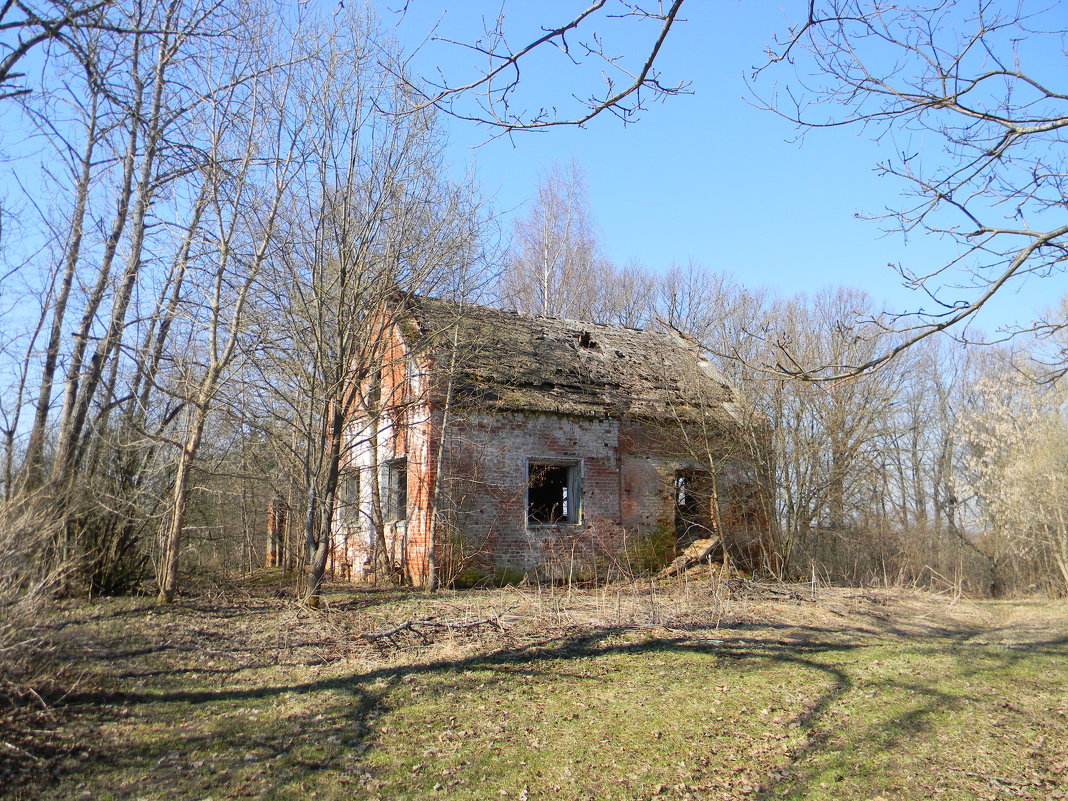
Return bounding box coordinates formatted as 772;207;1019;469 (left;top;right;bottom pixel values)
396;0;689;134
396;1;1067;379
0;0;117;100
753;0;1068;379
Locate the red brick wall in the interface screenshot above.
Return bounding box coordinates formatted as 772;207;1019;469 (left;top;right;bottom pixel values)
332;321;773;584
332;323;436;586
436;411;624;578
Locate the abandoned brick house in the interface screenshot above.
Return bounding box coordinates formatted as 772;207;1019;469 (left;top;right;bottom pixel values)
331;296;772;586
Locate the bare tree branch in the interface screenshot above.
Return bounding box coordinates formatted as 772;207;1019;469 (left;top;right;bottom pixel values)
393;0;689;135
752;0;1068;380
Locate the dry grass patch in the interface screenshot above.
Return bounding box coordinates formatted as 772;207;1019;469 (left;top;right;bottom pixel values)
2;576;1066;801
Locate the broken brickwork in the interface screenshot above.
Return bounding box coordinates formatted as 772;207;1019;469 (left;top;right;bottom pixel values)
331;297;773;585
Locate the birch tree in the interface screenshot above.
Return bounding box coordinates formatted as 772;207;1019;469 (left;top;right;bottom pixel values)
154;10;305;603
47;0;218;483
0;0;312;594
498;160;607;320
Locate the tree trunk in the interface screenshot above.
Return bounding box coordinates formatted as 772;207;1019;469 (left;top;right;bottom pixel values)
23;93;100;482
53;22;170;480
157;419;204;603
305;408;344;606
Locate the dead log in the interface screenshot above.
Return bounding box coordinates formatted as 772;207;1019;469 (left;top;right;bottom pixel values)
656;537;721;579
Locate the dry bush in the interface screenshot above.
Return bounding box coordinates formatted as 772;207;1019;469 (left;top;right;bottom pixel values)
0;491;71;684
783;522;1005;597
532;524;678;587
0;490;82;785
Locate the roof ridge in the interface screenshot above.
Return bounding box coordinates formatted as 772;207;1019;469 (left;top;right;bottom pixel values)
410;294;652;334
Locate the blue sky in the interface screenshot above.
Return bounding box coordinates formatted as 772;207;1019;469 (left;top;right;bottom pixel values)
0;1;1059;339
377;1;1063;336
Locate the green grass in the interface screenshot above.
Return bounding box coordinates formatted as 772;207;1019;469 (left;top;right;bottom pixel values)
5;583;1067;801
357;641;818;800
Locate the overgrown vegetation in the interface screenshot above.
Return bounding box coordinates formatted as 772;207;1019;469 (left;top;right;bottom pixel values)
2;578;1065;800
0;496;65;683
2;4;1065;793
0;0;1065;621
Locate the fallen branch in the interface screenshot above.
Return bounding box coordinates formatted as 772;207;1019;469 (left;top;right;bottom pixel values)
360;620;418;643
360;605;519;648
734;578;809;602
656;537;721;579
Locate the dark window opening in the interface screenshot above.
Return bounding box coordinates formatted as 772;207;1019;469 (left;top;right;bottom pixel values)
528;462;580;524
384;458;407;522
341;470;360;525
674;468;714;544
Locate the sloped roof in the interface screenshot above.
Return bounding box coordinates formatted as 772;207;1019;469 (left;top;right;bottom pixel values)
401;296;741;422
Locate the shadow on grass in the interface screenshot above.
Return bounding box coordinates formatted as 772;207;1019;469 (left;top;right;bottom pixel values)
25;592;1068;801
41;625;860;799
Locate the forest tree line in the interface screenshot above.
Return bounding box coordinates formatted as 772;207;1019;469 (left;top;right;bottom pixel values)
0;0;1065;636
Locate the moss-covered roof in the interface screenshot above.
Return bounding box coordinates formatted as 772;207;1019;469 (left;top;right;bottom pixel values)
401;296;741;422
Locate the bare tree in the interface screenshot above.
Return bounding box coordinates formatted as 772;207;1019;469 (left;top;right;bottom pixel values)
754;0;1068;378
46;0;209;483
658;270;964;583
496;160;658;325
599;259;657;328
249;16;490;606
395;0;688;134
399;2;1067;377
498;160;605;319
0;0;114;101
744;290;911;572
1;0;315;596
958;363;1068;595
154;11;305;603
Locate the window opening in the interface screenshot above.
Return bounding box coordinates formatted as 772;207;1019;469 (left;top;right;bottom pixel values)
674;468;714;544
528;461;580;524
384;458;407;522
341;470;360;525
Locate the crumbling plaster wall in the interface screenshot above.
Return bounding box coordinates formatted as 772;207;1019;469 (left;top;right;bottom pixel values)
333;323;437;585
439;410;627;574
